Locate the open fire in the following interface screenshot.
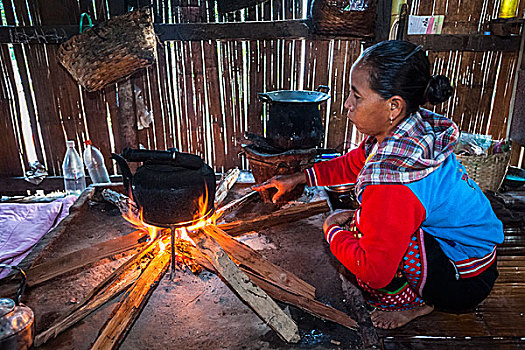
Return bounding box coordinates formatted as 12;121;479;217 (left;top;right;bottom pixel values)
121;185;217;276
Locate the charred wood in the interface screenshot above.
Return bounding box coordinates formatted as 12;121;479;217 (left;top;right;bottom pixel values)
217;200;330;236
91;241;170;350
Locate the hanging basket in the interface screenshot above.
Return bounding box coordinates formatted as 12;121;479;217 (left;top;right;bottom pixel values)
309;0;376;37
57;8;157;92
456;151;511;192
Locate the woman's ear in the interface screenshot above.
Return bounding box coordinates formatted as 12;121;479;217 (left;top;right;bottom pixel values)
388;96;406;120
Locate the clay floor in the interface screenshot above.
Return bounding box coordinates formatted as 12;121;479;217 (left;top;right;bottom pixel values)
22;187;369;349
6;185;525;349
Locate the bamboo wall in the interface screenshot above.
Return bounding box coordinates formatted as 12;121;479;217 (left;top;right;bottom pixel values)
0;0;524;179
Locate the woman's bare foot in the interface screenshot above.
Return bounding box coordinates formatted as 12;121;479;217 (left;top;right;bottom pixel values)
370;304;434;329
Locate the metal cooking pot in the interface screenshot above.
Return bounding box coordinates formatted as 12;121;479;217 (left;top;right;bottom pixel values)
324;184;359;210
258;85;330;150
112;148;216;227
0;264;34;350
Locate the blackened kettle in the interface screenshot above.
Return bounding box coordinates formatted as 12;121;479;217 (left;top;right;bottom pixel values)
112;149;216;227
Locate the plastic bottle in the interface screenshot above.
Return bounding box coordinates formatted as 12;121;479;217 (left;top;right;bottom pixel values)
83;140;111;184
62;140;86;194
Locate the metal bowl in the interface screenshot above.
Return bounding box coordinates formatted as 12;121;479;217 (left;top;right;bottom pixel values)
324;184;359;210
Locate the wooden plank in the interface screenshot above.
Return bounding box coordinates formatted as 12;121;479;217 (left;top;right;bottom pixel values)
408;34;521;52
33;246;146;348
217;199;330;236
203;39;226;170
190;227;300;343
91;244;170;350
375;0;392;42
204;224;316;298
246;271;357;330
183;241;357;329
0;44;24;176
26;230;147;287
215;167;240;206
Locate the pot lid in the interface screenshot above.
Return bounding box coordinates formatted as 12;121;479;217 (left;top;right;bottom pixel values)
0;299;14;319
258;90;330;103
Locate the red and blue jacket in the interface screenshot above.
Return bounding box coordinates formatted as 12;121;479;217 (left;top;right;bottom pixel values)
306;140;504;289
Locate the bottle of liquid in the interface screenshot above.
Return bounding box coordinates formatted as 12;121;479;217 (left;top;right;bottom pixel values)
83;140;111;184
62;140;86;194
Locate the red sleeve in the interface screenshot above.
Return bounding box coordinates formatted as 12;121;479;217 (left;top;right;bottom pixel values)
304;140;366;186
327;185;426;289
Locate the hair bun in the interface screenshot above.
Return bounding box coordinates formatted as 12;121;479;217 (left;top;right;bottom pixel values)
424;75;454;105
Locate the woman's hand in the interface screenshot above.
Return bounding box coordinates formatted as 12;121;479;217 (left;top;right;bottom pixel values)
252;172;307;203
323;209;355;234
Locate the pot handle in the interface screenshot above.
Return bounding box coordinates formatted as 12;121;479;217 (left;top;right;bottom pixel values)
316;85;330;94
257;93;273;103
0;264;26;305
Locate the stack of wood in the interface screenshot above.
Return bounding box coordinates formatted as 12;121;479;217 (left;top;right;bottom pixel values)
31;170;358;349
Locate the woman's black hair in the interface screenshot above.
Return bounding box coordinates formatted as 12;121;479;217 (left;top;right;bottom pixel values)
358;40;454;115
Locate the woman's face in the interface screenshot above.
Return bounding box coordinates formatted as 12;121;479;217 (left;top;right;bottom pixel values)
344;63;393;141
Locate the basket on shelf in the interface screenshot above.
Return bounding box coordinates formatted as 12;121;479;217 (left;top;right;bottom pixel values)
57;7;157;92
456;151;511;192
309;0;377;37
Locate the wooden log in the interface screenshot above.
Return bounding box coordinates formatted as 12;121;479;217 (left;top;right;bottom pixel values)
179;241;356;330
26;230;147;287
245;271;357;330
215;167;241;207
215;190;258;220
189;228;300;343
218;200;330;236
34;239;161;346
34;270;138;347
116;79;138;153
101;189;140;218
204;224;316;299
91;245;170;350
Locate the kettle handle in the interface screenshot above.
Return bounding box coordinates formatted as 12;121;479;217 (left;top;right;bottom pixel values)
316;85;330;94
111;153;133;196
257;92;273;103
0;264;26;305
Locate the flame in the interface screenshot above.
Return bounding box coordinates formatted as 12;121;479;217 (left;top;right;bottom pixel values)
159;235;170;252
122;198;160;242
120;182;217;264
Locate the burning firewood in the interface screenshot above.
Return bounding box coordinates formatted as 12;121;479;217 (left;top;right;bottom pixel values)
101;189;140;218
204;224;316;298
34;238;160;346
189;228;300;343
215;190;258;220
26;230;148;288
91;239;171;350
217;199;330;236
214;167;241;207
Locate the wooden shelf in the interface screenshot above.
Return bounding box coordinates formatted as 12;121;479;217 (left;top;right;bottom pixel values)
0;22;520;52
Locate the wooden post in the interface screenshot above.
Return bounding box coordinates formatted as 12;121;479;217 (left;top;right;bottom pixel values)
508;23;525;155
116;79;138;153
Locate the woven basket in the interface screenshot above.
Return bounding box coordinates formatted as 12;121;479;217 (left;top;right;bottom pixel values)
57;8;156;92
456;151;511;192
309;0;376;37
